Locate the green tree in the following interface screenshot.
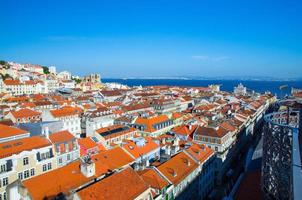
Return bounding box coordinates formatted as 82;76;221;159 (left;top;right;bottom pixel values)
42;66;50;74
0;60;10;69
0;73;12;80
0;60;7;65
72;77;82;84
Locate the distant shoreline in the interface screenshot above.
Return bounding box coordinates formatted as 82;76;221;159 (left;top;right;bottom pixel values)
102;78;302;97
102;77;302;82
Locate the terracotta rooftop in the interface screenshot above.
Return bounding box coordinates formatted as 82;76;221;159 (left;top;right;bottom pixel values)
220;121;237;132
78;137;98;150
23;146;134;199
135;115;170;132
0;124;28;139
10;108;41;118
157;152;198;185
49;130;75;144
23;161;90;199
50;106;82;118
185;143;214;163
76;167;150;200
122;137;160;159
0;136;51;158
194;125;229;138
172;124;198;137
3;79;21;85
96;125;136;140
139;168;169;190
100;90;122;97
0;119;14;126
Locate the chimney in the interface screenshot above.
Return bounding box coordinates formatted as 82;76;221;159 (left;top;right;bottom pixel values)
174;137;179;146
43;126;49;139
80;156;95;178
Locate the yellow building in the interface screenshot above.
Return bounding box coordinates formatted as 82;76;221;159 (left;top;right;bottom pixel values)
0;136;56;199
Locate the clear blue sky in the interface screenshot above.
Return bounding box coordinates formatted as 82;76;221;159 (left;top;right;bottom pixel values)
1;0;301;78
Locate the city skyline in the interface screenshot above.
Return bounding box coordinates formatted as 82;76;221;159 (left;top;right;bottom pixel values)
1;0;302;78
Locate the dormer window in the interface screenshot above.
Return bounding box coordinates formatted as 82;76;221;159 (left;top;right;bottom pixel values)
182;157;191;166
167;167;177;177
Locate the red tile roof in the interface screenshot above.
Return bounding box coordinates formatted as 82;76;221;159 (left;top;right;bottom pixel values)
23;146;134;199
135;115;170;132
49;130;75;144
0;136;51;158
78;137;98;150
3;79;21;85
10;108;41;119
185;143;214;163
122;137;159;159
157;152;198;185
194;126;229;138
96;125;136;140
220;121;237;132
0;124;28;139
172;124;197;137
50;106;81;118
139;168;169;190
76;167;150;200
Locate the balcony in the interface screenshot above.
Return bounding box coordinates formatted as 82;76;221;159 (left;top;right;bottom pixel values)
262;109;302;200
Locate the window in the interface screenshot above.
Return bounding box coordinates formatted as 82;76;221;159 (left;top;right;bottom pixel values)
41;152;50;160
59;158;62;164
18;172;23;180
2;178;8;186
23;157;29;165
42;164;47;172
30;168;35;176
215;147;218;152
47;163;52;170
0;165;6;173
24;170;30;179
67;154;70;161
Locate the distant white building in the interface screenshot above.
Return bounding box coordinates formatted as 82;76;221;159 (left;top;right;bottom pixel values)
57;71;71;80
60;80;76;89
45;79;60;93
105;82;129;89
234;83;247;96
0;78;5;93
49;66;56;74
42;107;82;138
3;79;48;95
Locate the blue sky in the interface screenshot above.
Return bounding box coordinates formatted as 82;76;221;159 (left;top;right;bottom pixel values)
1;0;302;78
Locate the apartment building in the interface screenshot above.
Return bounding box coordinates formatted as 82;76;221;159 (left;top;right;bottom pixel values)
3;80;48;96
49;130;80;167
122;137;160;169
42;106;82;137
83;107;115;137
0;136;55;199
7;147;135;199
95;124;137;147
133;115;174;137
4;109;41;123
